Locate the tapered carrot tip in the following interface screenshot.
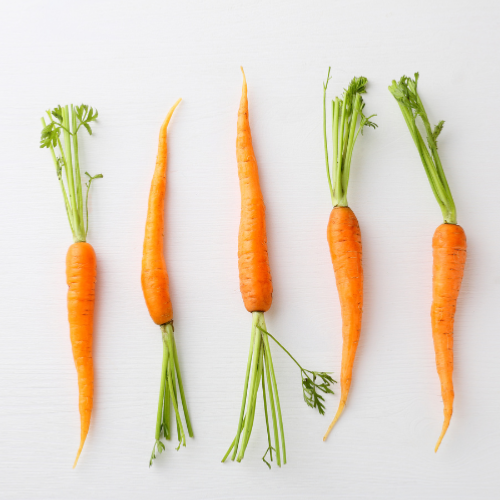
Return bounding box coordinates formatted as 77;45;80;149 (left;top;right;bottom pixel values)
73;437;86;469
323;401;346;441
434;414;451;452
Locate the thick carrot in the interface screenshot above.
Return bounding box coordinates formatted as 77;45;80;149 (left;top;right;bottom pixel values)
142;100;193;466
322;70;376;441
432;224;466;451
389;73;466;451
237;70;273;313
67;242;97;468
40;104;102;467
323;207;363;437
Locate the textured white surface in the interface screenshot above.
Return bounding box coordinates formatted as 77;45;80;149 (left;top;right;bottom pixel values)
1;0;499;498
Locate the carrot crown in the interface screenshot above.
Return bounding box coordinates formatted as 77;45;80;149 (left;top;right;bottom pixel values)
40;105;102;242
389;74;457;224
323;69;377;207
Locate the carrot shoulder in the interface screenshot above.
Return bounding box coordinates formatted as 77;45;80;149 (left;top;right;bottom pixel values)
237;69;273;313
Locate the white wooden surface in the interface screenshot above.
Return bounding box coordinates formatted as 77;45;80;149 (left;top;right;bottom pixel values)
1;1;499;498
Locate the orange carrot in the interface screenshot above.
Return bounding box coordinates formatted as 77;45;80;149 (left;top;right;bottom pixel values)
432;224;466;450
390;73;466;451
223;69;335;468
321;70;377;441
40;104;102;467
142;100;193;466
324;207;363;437
67;242;97;468
237;69;273;313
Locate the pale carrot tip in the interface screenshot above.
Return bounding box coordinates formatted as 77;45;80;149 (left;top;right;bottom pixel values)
73;445;83;469
323;402;345;441
434;413;452;452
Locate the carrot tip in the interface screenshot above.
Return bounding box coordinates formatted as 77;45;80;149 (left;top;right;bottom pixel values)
323;401;345;441
434;414;451;453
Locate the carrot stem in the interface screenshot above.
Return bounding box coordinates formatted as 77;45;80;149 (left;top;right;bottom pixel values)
169;326;193;437
229;314;258;461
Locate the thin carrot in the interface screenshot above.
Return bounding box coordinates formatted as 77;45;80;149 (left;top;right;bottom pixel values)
40;104;102;467
223;69;334;468
67;242;96;467
142;100;193;466
322;70;377;441
389;73;466;451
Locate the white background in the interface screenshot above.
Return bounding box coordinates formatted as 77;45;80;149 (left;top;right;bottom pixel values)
0;1;499;498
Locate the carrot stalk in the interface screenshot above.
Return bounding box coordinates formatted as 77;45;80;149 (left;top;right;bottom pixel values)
389;73;466;451
321;71;376;441
40;104;102;468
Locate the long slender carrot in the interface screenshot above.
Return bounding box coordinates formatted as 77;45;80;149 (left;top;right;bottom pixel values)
389;73;466;451
67;242;96;467
321;70;377;441
223;68;285;466
40;104;102;467
142;100;193;466
223;69;335;468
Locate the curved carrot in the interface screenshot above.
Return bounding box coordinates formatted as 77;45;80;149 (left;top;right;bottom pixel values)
141;99;180;325
432;224;466;451
67;242;97;468
321;71;376;441
142;100;193;466
323;207;363;436
40;104;102;467
390;73;466;451
237;69;273;313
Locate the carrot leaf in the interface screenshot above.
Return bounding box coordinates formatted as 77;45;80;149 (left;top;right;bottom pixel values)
40;104;100;242
323;70;377;207
257;326;336;416
389;73;457;224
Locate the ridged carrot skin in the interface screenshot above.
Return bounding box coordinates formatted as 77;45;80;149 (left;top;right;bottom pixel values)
141;100;181;325
237;70;273;313
432;223;466;451
66;241;97;468
324;207;363;437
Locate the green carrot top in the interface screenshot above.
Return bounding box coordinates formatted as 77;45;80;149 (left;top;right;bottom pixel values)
389;74;457;224
323;68;377;208
40;105;102;242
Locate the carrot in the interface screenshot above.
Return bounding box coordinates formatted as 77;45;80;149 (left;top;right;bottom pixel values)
142;100;193;466
389;73;466;451
67;242;96;467
223;69;335;468
321;70;377;441
40;104;102;467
